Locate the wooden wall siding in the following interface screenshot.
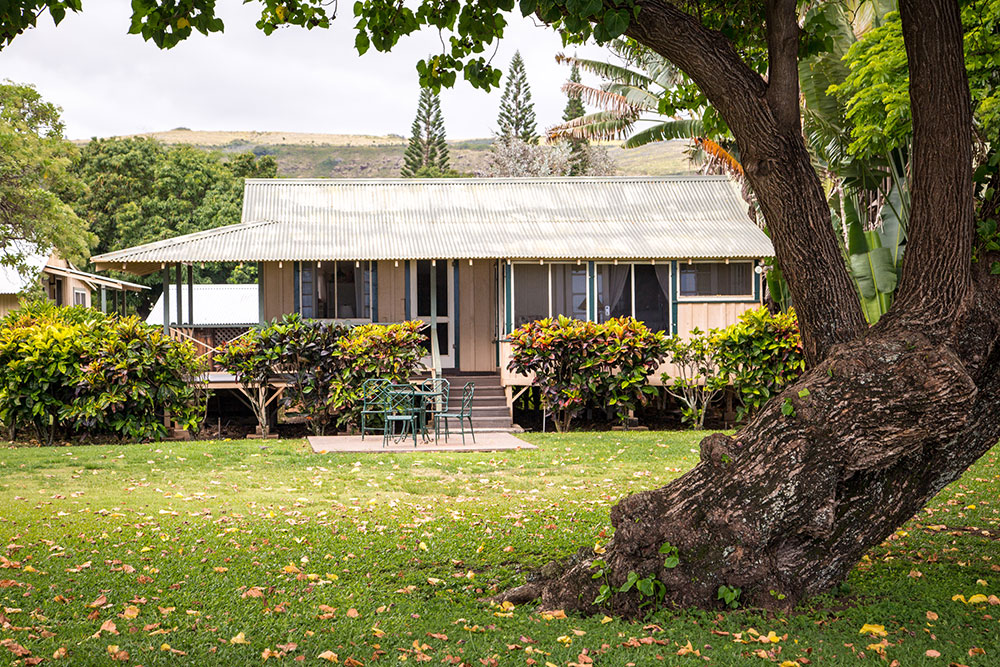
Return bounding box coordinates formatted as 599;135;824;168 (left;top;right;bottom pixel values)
0;294;20;317
377;261;406;322
458;260;498;372
262;262;295;321
46;254;92;308
676;302;759;339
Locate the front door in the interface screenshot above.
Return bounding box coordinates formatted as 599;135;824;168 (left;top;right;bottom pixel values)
410;260;455;369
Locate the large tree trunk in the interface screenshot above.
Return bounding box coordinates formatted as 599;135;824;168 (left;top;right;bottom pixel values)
501;0;1000;613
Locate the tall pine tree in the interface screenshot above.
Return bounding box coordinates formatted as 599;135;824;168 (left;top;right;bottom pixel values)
401;87;450;177
497;51;537;144
561;59;589;175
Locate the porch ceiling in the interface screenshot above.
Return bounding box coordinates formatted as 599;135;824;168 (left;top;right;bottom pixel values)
91;176;774;271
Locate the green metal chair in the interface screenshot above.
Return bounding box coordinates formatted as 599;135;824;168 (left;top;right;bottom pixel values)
360;378;391;440
383;384;419;448
420;377;450;441
436;382;475;444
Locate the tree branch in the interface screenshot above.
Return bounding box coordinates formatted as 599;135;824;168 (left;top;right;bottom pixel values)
626;2;867;364
890;0;974;328
764;0;801;132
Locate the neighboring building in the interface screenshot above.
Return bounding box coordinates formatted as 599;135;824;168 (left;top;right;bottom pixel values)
146;284;259;365
92;176;773;390
0;243;144;317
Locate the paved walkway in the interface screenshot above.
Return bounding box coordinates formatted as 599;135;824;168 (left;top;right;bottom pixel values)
308;432;535;454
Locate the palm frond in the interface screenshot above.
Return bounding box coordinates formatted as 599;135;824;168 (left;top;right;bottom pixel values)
694;136;745;179
547;112;637;142
623;119;705;148
555;52;654;89
602;83;661;110
561;82;639;115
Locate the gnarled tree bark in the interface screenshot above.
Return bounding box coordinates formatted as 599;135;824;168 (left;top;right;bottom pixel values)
501;0;1000;613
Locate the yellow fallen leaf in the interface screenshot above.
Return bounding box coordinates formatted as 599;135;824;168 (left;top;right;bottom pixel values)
859;623;887;637
968;594;989;604
107;645;120;655
953;594;968;603
120;605;140;619
556;635;572;645
600;615;613;624
540;609;567;620
780;662;798;667
418;542;428;551
318;650;339;662
52;647;68;659
230;632;249;645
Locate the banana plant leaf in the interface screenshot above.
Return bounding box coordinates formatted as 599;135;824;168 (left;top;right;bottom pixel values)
877;183;908;268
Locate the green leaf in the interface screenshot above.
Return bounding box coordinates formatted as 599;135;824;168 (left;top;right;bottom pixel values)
849;246;898;300
603;9;630;40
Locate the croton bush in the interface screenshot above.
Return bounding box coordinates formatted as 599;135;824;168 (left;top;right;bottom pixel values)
507;316;669;431
0;301;208;444
217;316;425;436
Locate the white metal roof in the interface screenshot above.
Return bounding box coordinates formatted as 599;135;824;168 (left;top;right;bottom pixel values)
93;176;773;266
146;284;259;327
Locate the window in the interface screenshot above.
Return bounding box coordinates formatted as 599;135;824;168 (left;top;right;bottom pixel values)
550;264;588;320
512;263;548;326
595;264;632;323
595;263;671;332
633;265;671;332
73;289;88;307
299;261;373;319
679;262;753;297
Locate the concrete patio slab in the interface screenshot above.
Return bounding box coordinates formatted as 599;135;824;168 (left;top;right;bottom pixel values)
307;432;535;454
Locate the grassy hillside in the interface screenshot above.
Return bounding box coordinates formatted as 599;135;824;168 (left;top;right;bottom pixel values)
110;130;696;178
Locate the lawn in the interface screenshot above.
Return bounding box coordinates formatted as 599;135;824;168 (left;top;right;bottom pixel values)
1;431;998;666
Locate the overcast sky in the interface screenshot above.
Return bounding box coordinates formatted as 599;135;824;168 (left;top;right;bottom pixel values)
0;1;615;141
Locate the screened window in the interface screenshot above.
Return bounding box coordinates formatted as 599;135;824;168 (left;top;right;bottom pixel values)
550;264;588;320
633;265;671;332
300;261;373;319
595;264;632;323
679;262;753;297
512;263;548;326
73;289;88;307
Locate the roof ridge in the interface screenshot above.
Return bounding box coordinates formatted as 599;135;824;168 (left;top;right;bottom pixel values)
243;175;731;185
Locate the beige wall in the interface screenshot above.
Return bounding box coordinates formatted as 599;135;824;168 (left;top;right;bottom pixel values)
377;260;406;322
676;301;759;339
44;254;92;308
0;294;20;317
261;261;294;321
457;260;498;372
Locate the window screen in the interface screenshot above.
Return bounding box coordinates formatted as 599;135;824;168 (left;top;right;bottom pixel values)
634;265;671;332
595;264;632;323
550;264;588;320
512;264;549;326
679;262;752;297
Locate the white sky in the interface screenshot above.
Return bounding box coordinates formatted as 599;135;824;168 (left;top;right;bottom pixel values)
0;1;615;141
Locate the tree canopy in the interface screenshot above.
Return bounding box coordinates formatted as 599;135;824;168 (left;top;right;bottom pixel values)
0;81;93;272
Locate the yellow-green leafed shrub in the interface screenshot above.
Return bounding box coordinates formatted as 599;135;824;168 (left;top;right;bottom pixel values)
0;301;208;444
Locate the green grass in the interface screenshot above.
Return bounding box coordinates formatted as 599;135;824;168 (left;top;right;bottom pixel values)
1;432;998;665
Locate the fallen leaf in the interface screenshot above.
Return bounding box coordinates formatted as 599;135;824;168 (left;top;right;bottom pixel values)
925;649;940;658
87;594;107;608
231;632;250;645
346;608;359;618
318;650;339;662
859;624;887;637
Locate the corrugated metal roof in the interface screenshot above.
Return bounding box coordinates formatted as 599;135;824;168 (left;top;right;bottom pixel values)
92;176;773;265
146;284;259;327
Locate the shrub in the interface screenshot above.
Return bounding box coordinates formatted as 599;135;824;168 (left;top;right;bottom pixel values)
328;321;426;431
661;328;727;429
0;301;207;444
266;314;348;436
217;318;426;436
713;307;805;422
507;316;668;431
216;326;282;436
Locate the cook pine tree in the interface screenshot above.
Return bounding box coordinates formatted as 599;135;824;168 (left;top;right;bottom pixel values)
401;87;449;177
497;51;538;144
562;59;589;175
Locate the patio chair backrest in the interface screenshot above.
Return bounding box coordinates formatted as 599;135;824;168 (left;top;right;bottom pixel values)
460;382;475;414
362;378;391;409
386;384;416;414
421;377;450;408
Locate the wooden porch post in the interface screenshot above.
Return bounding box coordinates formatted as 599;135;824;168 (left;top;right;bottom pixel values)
257;262;265;324
175;263;183;326
161;267;170;334
187;264;194;325
430;259;439;378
